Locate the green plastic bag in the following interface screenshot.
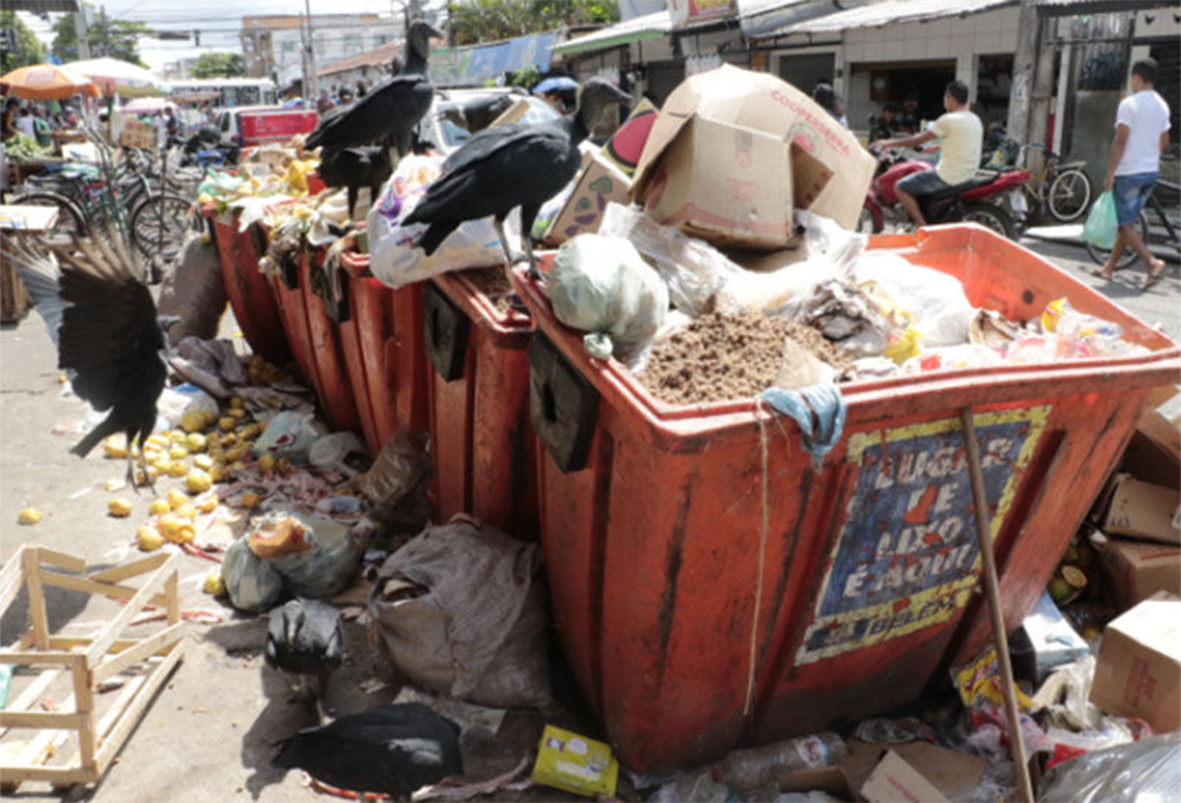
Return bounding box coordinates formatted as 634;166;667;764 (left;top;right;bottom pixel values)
1083;191;1117;249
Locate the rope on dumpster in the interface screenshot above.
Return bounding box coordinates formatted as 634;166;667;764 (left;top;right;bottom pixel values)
744;398;773;716
759;384;847;473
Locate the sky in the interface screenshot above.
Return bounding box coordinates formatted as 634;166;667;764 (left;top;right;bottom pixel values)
19;1;409;75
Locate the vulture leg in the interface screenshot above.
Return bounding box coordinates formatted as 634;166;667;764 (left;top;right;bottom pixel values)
519;203;541;280
347;185;359;221
493;216;516;268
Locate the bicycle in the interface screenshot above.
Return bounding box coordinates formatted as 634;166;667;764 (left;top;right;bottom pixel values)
1086;175;1181;269
1017;142;1094;223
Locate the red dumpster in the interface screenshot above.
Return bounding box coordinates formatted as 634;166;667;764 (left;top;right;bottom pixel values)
336;249;430;455
424;269;538;539
513;225;1181;771
204;207;288;364
265;245;322;405
303;246;362;435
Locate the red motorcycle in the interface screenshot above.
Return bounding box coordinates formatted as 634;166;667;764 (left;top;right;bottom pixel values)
861;148;1030;239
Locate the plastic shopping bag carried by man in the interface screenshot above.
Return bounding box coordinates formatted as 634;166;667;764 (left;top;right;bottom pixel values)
1082;191;1117;250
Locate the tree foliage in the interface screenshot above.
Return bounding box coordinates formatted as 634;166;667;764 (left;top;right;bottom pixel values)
0;11;47;74
52;4;152;67
447;0;618;46
190;52;246;79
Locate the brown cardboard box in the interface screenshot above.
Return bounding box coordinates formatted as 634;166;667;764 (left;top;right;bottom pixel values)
542;153;633;246
600;98;659;178
1089;595;1181;733
859;750;948;803
632;64;876;237
1097;536;1181;610
639;115;793;250
840;739;986;802
1102;473;1180;545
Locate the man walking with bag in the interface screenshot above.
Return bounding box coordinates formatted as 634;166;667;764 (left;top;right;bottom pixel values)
1094;58;1170;289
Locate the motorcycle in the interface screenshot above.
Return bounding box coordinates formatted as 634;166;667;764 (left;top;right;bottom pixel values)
860;147;1030;239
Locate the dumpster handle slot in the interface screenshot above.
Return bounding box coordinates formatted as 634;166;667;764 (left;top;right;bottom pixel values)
248;222;268;259
423;282;470;382
529;334;598;473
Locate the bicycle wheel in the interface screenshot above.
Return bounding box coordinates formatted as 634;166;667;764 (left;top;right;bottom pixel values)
10;192;88;247
1086;211;1148;269
1047;168;1093;223
130;193;197;265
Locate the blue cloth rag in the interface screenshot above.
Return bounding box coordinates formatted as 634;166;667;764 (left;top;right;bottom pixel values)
760;384;847;471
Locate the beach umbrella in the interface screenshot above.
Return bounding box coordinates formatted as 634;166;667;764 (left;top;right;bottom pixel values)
0;64;101;100
65;57;166;93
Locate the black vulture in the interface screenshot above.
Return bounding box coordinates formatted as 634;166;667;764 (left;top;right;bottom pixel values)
315;145;393;220
438;93;517;134
404;78;631;273
0;231;167;491
265;597;343;721
272;703;462;796
305;20;441;159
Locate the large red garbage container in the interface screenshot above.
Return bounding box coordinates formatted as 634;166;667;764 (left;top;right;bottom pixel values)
303;246;362;435
204;207;288;364
265;246;322;404
424;270;538;539
336;249;429;455
513;225;1181;771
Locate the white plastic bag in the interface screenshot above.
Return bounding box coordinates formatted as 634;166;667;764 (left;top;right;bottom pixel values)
546;233;669;359
850;252;973;346
308;431;368;476
253;411;326;462
366;154;517;290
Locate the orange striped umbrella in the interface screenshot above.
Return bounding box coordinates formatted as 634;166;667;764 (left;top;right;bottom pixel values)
1;64;101;100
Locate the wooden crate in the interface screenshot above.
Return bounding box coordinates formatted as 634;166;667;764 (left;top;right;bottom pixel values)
0;546;185;791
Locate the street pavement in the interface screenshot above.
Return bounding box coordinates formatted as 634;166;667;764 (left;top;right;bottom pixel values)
0;234;1176;801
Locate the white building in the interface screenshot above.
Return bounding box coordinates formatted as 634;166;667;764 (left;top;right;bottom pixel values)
240;14;402;90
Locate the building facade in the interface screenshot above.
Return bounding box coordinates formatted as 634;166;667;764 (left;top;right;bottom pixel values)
240;14;402;90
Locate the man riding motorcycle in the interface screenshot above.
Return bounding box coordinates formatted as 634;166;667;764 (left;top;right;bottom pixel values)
870;80;983;228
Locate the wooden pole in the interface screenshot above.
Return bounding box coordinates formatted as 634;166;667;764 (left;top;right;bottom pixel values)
1007;0;1038;149
960;407;1036;803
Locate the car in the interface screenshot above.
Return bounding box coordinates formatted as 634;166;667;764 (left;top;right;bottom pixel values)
214;105;319;150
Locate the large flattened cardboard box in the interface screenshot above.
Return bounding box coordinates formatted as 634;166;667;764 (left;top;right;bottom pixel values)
632;64;876;247
1089;595;1181;734
1097;536;1181;610
1101;473;1180;545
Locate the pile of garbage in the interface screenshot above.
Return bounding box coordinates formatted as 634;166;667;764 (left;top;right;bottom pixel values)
196;137;320;209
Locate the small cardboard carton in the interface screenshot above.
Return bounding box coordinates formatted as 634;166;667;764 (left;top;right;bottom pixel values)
841;739;986;802
640;115;793;249
859;750;949;803
531;725;619;798
1101;473;1180;545
632;64;876;244
542;153;633;246
1097;535;1181;610
1011;589;1091;683
1089;594;1181;733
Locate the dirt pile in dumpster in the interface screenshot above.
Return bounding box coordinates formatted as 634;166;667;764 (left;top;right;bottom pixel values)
640;312;851;406
462;267;516;314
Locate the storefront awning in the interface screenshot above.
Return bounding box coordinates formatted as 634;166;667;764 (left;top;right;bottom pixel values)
767;0;1015;37
550;11;673;57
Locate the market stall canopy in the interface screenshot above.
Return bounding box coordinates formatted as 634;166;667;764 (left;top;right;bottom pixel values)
121;97;177;114
550;11;672;57
65;57;169;93
762;0;1014;36
0;64;101;100
4;0;78;10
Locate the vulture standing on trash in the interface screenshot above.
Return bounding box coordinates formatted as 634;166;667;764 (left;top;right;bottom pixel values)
404;78;631;273
265;597;343;721
272;703;462;796
0;231;168;491
315;145;393;219
305;20;440;159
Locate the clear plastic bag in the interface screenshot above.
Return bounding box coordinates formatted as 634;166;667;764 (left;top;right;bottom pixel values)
1082;191;1117;249
1037;731;1180;802
850;252;973;346
546;233;668;360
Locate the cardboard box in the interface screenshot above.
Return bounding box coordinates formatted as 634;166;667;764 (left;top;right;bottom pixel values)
1011;589;1091;683
841;739;986;802
640;115;793;249
633;64;876;239
1102;473;1180;545
542;153;632;246
777;765;852;800
531;725;618;798
601;98;659;178
1097;535;1181;610
859;750;948;803
1089;595;1181;733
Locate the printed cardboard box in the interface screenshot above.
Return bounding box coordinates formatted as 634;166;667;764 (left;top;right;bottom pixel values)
1097;535;1181;610
1089;595;1181;733
1102;473;1180;545
542;153;632;246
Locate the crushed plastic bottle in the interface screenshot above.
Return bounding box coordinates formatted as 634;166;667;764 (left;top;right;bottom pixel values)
718;732;847;791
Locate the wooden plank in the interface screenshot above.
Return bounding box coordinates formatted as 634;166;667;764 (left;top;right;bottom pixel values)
0;547;25;615
0;669;62;738
87;554;179;665
165;571;179;626
89;554;169;585
5;685;79;783
22;549;49;651
0;711;88;729
39;570;169;608
95;673;148;740
92;624;183;683
72;655;96;771
34;547;87;574
0;765;91;784
93;642;183;775
47;637;140;653
0;651;80;666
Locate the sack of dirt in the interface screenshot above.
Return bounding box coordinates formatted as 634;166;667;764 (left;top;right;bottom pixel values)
369;518;553;709
158;233;227;345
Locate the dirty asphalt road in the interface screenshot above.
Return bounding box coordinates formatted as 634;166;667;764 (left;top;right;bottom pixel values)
0;236;1176;802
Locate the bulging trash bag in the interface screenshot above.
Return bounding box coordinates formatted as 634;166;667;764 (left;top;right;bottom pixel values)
546;233;668;360
1082;191;1117;249
850;252;973;347
1037;731;1180;802
369;518;553;709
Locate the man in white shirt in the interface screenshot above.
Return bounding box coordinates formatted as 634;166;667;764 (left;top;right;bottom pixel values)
870;80;983;228
1095;58;1170;289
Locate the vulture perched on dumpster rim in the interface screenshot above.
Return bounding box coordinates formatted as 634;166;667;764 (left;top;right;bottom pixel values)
315;145;393;220
0;230;168;492
305;20;441;159
404;78;632;274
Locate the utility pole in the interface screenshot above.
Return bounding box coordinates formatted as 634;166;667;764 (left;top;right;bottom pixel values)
1026;16;1057;176
1007;0;1037;164
99;5;110;58
73;8;91;59
304;0;317;99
